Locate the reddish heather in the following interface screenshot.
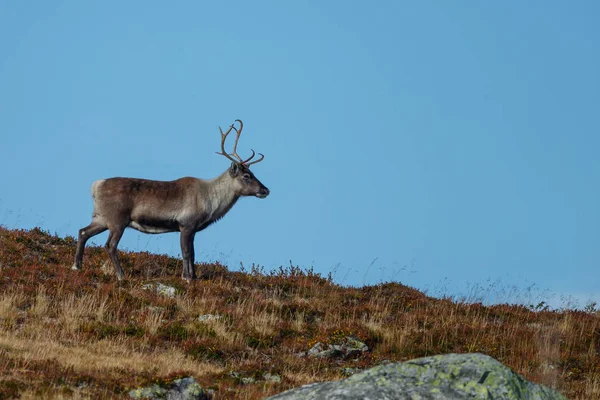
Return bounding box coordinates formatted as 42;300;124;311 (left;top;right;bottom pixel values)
0;227;597;399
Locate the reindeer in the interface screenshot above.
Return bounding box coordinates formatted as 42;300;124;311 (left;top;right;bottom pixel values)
72;119;269;281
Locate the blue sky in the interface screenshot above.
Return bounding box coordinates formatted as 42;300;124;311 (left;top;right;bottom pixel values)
1;1;599;307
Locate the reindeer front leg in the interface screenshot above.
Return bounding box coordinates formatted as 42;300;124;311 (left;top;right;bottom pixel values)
180;228;197;282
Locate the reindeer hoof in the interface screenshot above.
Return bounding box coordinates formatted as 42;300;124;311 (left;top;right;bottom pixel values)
115;269;125;281
71;264;81;271
182;274;196;284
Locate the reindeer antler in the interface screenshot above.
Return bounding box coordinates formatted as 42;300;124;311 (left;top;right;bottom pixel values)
215;123;239;163
245;152;264;166
216;119;265;167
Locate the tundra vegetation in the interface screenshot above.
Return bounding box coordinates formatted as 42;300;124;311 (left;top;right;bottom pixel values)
0;226;598;399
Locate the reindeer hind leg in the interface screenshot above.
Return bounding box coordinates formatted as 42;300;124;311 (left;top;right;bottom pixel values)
73;219;108;271
105;226;126;281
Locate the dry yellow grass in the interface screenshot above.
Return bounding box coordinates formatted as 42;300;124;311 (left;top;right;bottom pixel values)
0;227;598;399
0;287;25;328
0;333;222;378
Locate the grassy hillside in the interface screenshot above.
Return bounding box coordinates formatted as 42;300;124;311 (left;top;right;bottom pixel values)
0;227;598;399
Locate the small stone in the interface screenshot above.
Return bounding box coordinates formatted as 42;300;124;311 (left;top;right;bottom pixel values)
307;342;325;357
306;337;368;359
345;336;368;353
198;314;221;322
141;283;177;298
263;373;282;383
229;371;256;385
129;376;208;400
129;384;167;399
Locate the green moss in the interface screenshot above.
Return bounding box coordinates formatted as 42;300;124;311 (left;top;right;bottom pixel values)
156;322;188;341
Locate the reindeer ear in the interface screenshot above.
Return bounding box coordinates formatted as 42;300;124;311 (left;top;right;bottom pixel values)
229;162;240;176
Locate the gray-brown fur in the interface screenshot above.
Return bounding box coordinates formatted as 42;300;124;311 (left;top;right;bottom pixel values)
73;120;269;281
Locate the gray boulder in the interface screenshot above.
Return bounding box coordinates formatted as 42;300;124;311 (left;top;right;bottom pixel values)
129;377;208;400
265;353;567;400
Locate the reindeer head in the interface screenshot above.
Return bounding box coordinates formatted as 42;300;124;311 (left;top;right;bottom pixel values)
217;120;270;199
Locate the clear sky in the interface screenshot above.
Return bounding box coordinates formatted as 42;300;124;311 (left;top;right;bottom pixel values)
1;1;599;307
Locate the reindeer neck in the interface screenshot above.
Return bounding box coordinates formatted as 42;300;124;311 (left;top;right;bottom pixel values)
205;170;240;221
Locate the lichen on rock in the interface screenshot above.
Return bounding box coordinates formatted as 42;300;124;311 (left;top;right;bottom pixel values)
129;376;208;400
265;353;567;400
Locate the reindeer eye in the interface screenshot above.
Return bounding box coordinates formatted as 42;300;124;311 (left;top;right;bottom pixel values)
243;174;251;181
